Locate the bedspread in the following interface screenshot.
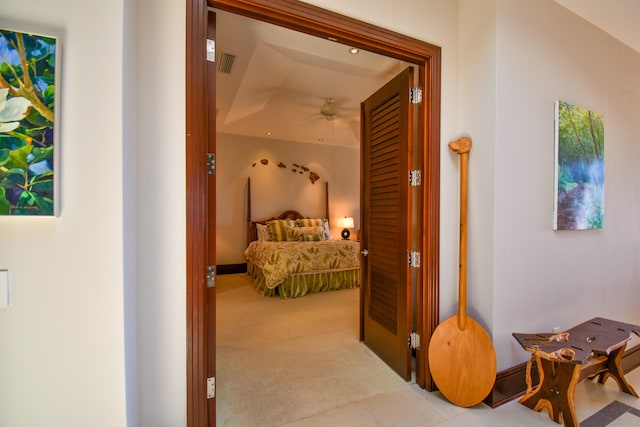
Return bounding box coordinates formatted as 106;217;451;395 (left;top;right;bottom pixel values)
244;240;360;289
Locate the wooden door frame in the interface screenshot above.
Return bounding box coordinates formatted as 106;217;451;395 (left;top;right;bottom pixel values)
186;0;441;424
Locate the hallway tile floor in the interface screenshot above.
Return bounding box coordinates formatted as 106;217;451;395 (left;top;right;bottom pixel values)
283;367;640;426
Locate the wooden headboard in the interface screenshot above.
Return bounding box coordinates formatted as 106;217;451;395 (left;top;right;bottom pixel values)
246;177;329;247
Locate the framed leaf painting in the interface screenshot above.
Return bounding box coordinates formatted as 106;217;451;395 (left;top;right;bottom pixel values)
553;100;604;230
0;26;60;216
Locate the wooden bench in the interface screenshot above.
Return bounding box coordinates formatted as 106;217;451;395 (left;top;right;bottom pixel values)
513;317;640;427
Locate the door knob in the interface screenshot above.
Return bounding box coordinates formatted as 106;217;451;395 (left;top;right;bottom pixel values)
361;249;369;256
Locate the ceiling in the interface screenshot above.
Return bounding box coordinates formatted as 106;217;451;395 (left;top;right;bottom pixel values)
215;10;408;148
555;0;640;54
215;3;638;148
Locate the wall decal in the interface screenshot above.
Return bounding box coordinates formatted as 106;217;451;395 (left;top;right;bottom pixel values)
251;158;321;183
553;100;604;230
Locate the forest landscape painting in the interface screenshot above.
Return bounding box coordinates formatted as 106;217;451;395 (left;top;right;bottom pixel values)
0;27;59;216
553;100;604;230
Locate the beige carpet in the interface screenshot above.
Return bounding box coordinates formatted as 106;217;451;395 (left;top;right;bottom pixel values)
216;273;407;427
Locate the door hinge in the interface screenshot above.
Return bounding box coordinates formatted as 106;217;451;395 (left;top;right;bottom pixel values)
409;170;422;186
408;332;421;349
207;266;216;288
410;87;422;104
206;39;215;62
207;377;216;399
408;251;421;268
207;153;216;175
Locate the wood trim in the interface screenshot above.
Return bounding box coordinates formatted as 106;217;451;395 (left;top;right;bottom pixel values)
217;264;248;275
622;344;640;372
210;0;440;62
187;2;442;424
420;45;441;392
186;0;209;425
483;360;538;408
483;346;640;408
205;10;218;425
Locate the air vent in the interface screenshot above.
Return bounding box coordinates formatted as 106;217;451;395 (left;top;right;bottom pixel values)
217;52;235;74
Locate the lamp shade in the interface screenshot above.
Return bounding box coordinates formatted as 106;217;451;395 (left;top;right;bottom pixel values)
338;217;355;240
337;216;354;229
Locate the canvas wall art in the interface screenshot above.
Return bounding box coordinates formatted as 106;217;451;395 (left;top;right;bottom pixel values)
0;27;59;216
553;100;604;230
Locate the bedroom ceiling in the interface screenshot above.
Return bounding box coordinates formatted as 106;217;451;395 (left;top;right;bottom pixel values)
215;3;637;149
214;10;408;148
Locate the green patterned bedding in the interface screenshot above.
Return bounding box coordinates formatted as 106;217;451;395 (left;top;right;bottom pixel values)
244;240;361;292
246;262;359;298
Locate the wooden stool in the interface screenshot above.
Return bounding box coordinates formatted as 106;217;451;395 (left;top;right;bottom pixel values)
513;317;640;427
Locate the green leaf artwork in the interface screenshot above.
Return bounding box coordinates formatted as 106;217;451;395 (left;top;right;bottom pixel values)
553;100;604;230
0;28;58;215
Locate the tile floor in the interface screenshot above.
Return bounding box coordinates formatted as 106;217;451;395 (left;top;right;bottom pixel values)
218;274;640;426
281;367;640;426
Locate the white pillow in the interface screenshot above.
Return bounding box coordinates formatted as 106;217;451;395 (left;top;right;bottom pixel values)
256;223;270;241
322;221;332;240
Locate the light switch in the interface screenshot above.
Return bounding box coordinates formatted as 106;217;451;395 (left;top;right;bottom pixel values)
0;270;9;308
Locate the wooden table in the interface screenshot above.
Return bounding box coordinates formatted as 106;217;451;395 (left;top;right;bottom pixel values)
513;317;640;427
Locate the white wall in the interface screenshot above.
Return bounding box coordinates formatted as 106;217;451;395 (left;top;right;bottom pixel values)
1;1;459;425
135;0;186;426
457;0;497;335
123;0;138;425
217;134;360;264
0;1;128;426
460;0;640;371
4;0;637;424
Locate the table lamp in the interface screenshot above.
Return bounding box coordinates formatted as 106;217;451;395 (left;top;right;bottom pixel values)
337;216;354;240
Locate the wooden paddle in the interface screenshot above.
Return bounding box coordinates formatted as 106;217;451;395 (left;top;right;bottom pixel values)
428;136;496;407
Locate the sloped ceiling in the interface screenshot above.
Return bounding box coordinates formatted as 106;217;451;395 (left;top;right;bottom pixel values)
215;10;408;148
555;0;640;54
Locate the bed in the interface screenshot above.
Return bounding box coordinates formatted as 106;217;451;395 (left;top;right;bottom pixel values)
244;178;360;298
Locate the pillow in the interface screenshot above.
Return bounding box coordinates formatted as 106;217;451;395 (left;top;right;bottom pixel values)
288;225;326;242
266;219;295;242
295;218;332;240
256;223;270;241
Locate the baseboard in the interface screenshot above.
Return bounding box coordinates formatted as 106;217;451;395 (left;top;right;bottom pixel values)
484;345;640;408
483;360;540;408
622;344;640;372
217;263;247;275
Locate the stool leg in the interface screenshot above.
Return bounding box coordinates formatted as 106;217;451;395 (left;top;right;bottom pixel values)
596;345;638;397
519;355;581;427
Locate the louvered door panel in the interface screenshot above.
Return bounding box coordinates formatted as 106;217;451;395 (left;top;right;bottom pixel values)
361;67;413;380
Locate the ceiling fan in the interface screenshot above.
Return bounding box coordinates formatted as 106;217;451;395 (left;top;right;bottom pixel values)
319;98;339;121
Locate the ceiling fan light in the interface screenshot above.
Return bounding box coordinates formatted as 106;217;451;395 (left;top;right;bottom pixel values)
320;98;337;120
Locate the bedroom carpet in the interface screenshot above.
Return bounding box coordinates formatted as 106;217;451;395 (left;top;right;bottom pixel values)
215;273;407;427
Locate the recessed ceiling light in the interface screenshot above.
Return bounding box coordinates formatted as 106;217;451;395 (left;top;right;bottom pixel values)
266;131;272;136
349;47;359;54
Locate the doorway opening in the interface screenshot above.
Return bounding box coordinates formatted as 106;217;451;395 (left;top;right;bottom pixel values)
214;10;418;423
186;1;441;424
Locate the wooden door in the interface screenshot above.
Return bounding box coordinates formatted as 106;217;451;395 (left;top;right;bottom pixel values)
205;9;217;425
360;67;414;380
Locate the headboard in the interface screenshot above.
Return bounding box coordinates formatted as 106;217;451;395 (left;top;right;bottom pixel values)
246;177;330;247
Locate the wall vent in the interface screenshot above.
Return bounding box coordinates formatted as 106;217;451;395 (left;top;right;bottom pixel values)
218;52;235;74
